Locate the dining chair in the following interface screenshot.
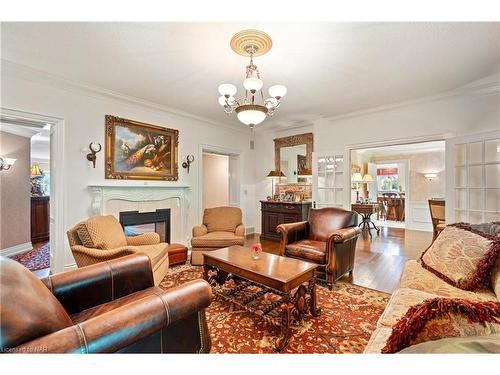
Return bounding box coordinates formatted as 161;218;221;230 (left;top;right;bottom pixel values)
428;199;446;242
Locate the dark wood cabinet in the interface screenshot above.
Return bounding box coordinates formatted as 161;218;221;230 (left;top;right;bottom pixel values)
31;196;50;243
260;200;311;241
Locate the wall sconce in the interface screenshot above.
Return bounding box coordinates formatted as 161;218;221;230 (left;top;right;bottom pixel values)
182;155;195;174
424;173;438;181
86;142;102;168
0;157;16;171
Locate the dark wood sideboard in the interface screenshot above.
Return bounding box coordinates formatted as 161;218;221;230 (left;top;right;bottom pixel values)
260;200;312;242
31;196;50;243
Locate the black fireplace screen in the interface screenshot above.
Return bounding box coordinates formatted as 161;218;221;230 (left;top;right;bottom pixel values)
119;209;171;244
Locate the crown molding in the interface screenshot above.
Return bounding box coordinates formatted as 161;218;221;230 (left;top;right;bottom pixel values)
321;74;500;123
1;59;250;135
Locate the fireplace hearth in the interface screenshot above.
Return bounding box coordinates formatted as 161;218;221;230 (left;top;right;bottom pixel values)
119;209;171;244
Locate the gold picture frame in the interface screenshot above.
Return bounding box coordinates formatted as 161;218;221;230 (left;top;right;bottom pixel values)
105;115;179;180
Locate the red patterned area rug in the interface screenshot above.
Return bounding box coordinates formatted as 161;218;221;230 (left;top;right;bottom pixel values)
11;243;50;271
160;265;389;354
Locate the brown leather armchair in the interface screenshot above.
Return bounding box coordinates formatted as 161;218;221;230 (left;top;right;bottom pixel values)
0;254;212;353
277;207;362;288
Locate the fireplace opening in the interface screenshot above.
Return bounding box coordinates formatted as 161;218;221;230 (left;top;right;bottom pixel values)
119;209;171;244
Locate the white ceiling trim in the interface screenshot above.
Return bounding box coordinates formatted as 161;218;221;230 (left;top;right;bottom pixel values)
321;74;500;123
2;59;251;135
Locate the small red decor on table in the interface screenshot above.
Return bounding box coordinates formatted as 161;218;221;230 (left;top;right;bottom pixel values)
251;243;262;260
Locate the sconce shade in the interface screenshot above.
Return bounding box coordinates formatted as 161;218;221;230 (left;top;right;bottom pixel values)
351;172;363;182
0;157;17;171
267;170;286;179
31;163;42;177
362;173;374;182
424;173;438;181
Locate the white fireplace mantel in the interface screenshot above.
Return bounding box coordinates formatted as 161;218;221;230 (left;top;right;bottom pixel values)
88;182;191;244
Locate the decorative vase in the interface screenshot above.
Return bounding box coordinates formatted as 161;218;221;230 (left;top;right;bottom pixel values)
251;243;262;260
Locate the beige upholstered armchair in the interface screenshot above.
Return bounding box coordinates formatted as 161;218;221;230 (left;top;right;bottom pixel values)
191;207;245;265
67;215;169;285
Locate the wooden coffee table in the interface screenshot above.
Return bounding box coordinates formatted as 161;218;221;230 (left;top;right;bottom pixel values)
202;246;321;351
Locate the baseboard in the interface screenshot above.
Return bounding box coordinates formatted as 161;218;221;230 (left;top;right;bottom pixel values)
1;242;33;257
63;263;77;272
245;226;255;235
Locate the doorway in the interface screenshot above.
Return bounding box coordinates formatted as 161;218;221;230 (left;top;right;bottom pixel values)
1;108;64;276
349;140;445;232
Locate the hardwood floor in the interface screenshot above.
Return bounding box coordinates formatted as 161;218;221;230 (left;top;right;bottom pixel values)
245;226;432;294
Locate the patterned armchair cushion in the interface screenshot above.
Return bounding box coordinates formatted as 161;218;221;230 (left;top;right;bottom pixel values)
203;207;242;233
191;231;245;248
399;260;498;302
76;215;127;250
420;224;500;290
381;298;500;353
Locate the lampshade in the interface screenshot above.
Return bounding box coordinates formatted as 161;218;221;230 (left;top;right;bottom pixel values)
269;85;287;99
243;77;263;92
218;96;235;106
235;105;268;126
218;83;237;97
351;172;363;182
31;163;42;177
362;173;374;182
4;158;17;166
297;168;312;178
265;97;278;109
266;170;286;179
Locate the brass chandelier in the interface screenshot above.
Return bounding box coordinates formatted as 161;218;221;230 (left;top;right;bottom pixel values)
218;30;287;128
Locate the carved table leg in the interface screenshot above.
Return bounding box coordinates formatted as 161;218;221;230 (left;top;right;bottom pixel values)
275;294;292;352
308;277;322;317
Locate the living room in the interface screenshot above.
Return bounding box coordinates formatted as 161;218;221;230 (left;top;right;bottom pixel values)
1;1;499;373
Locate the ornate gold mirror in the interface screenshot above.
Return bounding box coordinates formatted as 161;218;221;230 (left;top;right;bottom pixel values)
274;133;313;184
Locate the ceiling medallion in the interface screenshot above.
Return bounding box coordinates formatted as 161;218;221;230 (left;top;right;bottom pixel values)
218;29;286;129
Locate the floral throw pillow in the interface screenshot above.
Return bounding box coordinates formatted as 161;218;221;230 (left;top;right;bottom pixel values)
420;224;500;290
382;298;500;353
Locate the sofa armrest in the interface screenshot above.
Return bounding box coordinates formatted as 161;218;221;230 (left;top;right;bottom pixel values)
42;254;154;315
16;279;212;353
70;244;138;266
126;232;160;246
192;224;208;237
277;221;309;256
329;227;362;244
235;224;245;237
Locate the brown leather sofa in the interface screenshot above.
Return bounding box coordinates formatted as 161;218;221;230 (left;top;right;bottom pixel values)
67;215;172;285
0;254;212;353
191;206;245;265
277;207;362;288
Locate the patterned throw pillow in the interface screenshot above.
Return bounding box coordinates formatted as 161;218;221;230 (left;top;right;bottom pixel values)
381;298;500;353
420;224;500;290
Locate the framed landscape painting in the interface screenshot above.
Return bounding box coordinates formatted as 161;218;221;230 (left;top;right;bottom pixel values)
105;115;179;180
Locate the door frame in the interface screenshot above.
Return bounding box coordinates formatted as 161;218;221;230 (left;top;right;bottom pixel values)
198;144;242;224
1;107;65;274
344;133;449;225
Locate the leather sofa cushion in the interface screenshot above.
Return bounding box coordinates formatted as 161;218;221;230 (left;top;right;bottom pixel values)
308;208;356;242
76;215;127;250
203;207;242;233
191;231;244;248
285;240;326;263
0;257;73;349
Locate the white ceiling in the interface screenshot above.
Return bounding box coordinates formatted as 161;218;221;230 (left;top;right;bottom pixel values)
2;22;499;129
0;122;50;161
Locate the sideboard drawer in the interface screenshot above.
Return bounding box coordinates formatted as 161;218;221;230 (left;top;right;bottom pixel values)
280;204;302;214
261;202;282;213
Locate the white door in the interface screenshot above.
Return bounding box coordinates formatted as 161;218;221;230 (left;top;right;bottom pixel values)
446;130;500;224
313;153;344;208
228;155;240;207
367;162;378;201
49;124;57;274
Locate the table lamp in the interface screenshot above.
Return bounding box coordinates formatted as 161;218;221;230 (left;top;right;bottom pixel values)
267;170;286;199
352;172;363;203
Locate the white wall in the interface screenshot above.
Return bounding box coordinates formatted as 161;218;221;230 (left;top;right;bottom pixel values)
1;64;255;270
